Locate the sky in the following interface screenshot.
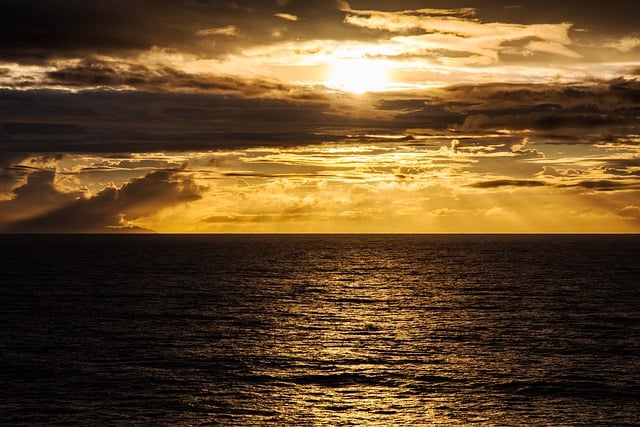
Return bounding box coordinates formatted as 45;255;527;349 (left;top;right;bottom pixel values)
1;0;639;233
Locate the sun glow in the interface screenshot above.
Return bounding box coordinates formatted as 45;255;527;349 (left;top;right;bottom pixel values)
325;58;391;93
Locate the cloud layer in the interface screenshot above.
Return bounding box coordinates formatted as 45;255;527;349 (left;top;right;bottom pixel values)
1;2;639;232
2;170;201;232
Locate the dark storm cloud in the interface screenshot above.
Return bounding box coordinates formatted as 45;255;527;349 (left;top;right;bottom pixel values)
0;88;419;153
2;170;202;233
460;112;629;132
1;0;178;60
44;59;296;94
436;79;640;135
564;179;640;192
471;176;640;193
356;79;640;143
2;77;639;155
601;159;640;171
0;169;79;226
443;80;640;110
609;79;640;103
0;89;330;153
0;153;66;198
471;179;547;189
8;168;66;202
0;0;354;62
376;99;465;130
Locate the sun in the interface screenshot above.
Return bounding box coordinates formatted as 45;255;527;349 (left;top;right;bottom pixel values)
325;58;391;93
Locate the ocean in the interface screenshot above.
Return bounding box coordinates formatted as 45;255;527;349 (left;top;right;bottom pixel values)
1;234;639;425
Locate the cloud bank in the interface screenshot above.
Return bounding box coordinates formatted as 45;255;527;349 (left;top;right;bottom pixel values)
1;1;639;232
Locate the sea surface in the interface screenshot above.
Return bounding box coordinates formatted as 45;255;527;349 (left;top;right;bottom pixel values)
1;234;639;426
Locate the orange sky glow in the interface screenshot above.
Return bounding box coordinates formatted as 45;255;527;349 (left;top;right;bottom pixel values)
1;0;639;232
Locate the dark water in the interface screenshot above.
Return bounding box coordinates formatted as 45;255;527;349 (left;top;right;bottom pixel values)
1;234;639;426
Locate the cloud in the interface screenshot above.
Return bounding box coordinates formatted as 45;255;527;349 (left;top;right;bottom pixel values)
195;26;239;37
460;112;626;132
1;2;639;234
2;3;637;97
437;79;640;136
0;153;36;197
343;7;477;34
2;76;639;156
0;88;341;153
471;179;547;189
0;0;354;62
604;37;640;53
619;205;640;219
43;58;299;94
274;13;299;22
0;1;188;60
0;169;80;224
564;179;639;192
3;170;202;232
1;0;637;73
342;6;578;64
443;79;640;110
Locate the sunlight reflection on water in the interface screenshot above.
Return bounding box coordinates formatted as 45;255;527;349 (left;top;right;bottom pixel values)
1;234;639;425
